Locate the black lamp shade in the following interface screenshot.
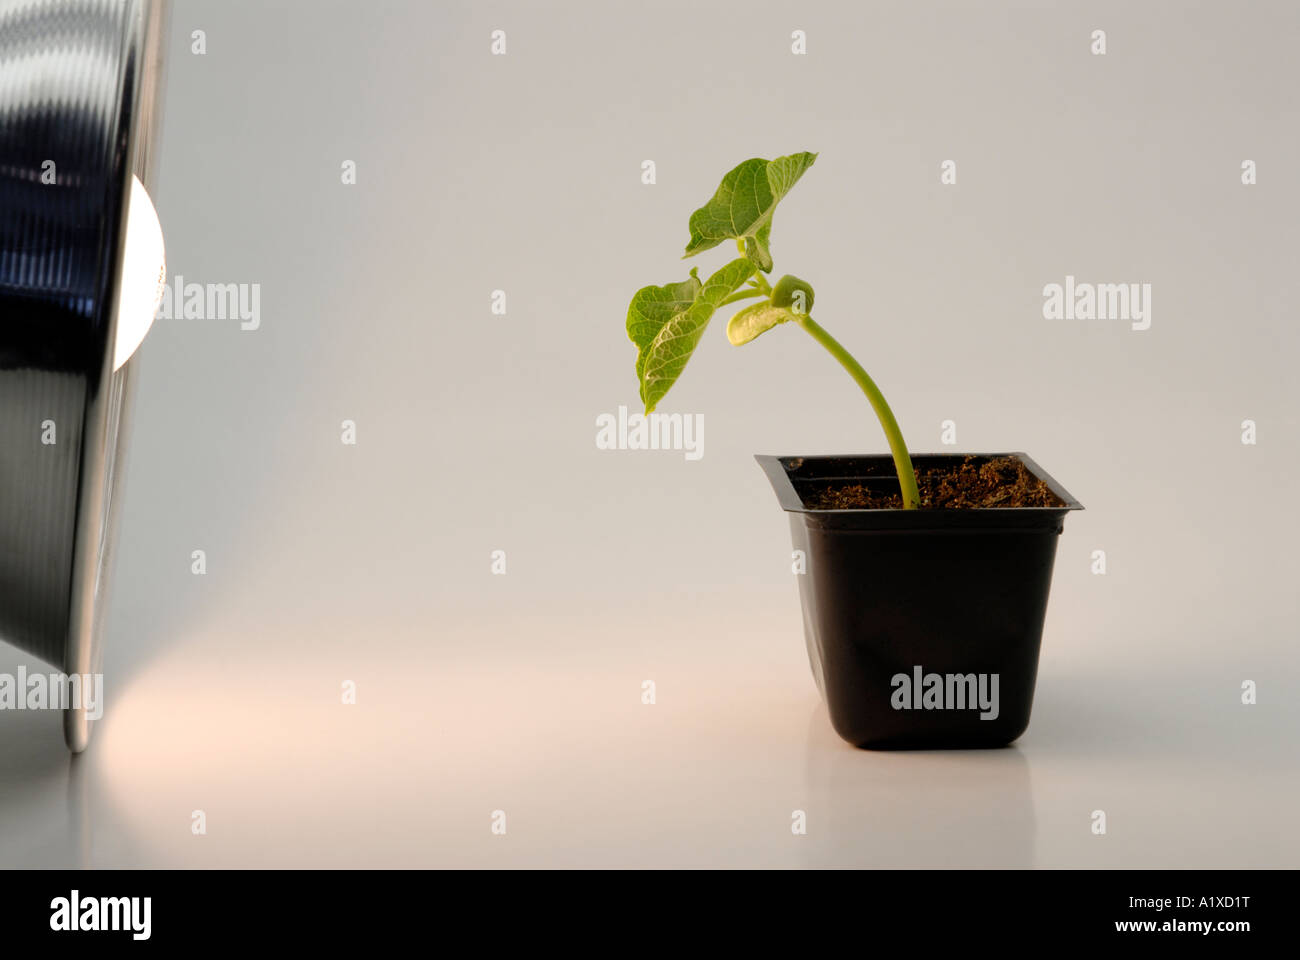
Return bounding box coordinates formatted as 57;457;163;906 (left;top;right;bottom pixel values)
0;0;169;751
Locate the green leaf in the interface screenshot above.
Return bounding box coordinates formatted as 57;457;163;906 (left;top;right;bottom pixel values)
683;152;817;272
628;258;756;412
725;301;800;346
626;270;702;390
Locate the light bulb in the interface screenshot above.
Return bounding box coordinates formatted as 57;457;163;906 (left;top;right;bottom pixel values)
112;174;165;371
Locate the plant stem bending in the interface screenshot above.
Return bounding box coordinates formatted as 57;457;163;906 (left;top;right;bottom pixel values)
794;315;921;509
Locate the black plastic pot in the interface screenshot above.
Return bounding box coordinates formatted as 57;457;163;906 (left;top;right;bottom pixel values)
758;453;1082;749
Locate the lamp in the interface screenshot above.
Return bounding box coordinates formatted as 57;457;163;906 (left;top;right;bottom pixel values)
0;0;170;751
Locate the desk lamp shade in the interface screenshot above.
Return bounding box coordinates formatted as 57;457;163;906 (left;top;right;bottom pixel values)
0;0;170;751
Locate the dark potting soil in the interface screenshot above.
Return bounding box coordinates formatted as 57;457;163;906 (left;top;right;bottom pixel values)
808;456;1064;510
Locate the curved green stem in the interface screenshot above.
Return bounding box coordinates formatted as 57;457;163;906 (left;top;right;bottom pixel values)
718;288;767;307
794;315;920;509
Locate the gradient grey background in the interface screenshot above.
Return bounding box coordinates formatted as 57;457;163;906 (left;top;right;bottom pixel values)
1;0;1297;867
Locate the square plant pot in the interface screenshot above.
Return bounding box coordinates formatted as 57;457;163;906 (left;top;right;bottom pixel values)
757;453;1082;749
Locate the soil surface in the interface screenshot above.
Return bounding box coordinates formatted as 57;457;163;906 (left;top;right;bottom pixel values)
808;456;1064;510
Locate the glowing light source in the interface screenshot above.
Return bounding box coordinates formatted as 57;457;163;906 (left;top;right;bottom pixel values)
112;174;165;371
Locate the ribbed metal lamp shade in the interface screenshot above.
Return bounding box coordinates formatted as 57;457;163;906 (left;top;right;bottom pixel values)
0;0;168;751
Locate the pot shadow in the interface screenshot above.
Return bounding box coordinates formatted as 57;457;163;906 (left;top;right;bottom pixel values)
1024;667;1255;759
800;701;1037;868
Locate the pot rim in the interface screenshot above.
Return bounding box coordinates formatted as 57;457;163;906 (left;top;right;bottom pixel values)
756;452;1084;530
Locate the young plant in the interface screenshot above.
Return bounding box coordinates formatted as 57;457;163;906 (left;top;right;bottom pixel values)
624;152;921;508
